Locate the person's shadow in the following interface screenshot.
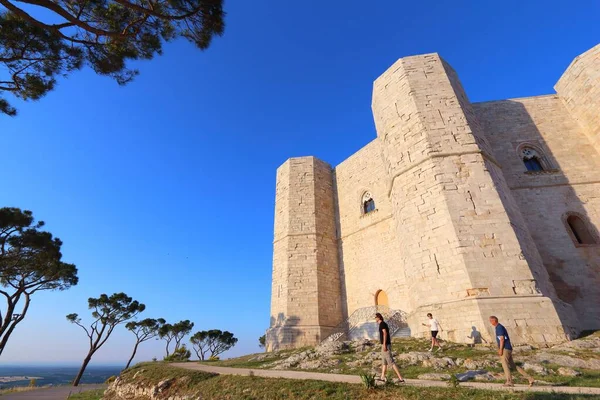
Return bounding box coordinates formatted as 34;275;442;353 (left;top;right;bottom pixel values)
467;326;487;346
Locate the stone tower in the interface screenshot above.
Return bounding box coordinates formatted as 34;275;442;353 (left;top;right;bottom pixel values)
266;157;343;351
371;53;578;343
555;44;600;152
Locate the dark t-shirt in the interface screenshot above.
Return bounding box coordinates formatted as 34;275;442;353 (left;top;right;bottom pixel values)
495;324;513;351
379;321;391;345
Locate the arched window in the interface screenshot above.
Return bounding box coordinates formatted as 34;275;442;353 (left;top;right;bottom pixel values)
566;215;597;245
521;146;545;172
362;192;376;214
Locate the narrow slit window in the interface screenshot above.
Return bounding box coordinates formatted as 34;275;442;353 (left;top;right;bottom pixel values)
567;215;596;245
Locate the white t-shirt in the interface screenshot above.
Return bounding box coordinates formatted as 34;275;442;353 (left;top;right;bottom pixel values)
428;318;440;331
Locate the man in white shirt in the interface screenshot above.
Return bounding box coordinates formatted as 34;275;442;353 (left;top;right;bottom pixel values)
422;313;443;352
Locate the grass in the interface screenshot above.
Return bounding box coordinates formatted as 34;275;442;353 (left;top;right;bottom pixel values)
105;362;598;400
0;386;43;396
201;336;600;388
68;389;105;399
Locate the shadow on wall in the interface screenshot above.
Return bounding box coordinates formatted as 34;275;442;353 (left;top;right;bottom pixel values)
266;313;302;352
475;99;600;336
467;326;487;345
332;171;350;324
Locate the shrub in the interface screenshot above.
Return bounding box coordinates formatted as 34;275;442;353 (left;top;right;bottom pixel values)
447;374;460;388
28;379;37;387
105;375;117;384
208;355;220;361
164;345;192;362
359;372;376;389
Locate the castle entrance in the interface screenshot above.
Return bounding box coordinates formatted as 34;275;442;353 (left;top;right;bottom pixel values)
375;290;389;307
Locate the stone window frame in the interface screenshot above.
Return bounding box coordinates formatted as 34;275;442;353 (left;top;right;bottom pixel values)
561;212;599;247
515;142;559;175
360;190;377;216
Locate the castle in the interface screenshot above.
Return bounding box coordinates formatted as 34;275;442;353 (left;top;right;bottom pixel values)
266;44;600;351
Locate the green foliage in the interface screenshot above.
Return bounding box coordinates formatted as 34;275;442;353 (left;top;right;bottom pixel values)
67;389;105;400
67;292;145;386
105;375;117;384
359;372;376;389
0;207;78;356
159;319;194;357
0;0;225;115
447;374;460;388
124;317;166;368
164;344;192;362
259;334;266;349
28;378;36;387
208;355;220;361
190;329;238;361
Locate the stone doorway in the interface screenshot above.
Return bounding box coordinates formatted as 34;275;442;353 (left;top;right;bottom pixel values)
375;290;389;307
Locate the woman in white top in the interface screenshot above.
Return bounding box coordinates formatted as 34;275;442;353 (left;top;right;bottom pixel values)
422;313;443;352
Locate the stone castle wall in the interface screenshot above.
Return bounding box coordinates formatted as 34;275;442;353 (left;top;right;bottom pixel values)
474;94;600;330
267;44;600;351
333;140;407;317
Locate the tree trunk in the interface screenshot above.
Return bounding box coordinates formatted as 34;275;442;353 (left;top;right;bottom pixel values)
125;341;140;370
0;293;29;356
73;353;93;386
165;339;170;357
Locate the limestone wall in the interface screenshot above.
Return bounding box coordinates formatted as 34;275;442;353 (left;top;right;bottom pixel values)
474;95;600;330
333;140;407;317
555;44;600;151
267;157;343;351
371;52;574;343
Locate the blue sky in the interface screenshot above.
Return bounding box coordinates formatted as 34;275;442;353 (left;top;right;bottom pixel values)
1;0;599;365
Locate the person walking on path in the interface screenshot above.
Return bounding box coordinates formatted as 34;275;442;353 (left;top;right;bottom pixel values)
422;313;443;352
375;313;405;384
489;315;535;387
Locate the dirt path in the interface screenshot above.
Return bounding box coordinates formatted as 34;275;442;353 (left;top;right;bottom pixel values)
0;384;106;399
172;363;600;395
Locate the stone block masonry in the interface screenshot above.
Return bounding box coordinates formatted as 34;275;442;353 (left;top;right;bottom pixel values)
266;44;600;351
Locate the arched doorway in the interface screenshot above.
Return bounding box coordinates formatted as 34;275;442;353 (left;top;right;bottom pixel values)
375;290;389;307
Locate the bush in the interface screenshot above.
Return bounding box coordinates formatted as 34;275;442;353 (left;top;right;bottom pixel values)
447;374;460;388
164;345;192;362
208;355;220;361
105;375;117;384
359;372;376;389
28;378;37;387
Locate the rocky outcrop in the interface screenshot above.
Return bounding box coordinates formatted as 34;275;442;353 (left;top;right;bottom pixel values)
558;367;582;377
528;352;600;370
104;370;208;400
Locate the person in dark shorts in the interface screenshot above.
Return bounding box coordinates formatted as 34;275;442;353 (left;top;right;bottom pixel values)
375;313;405;384
421;313;443;352
489;315;534;387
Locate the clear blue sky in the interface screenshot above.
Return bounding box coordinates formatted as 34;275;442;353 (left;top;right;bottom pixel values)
1;0;599;365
